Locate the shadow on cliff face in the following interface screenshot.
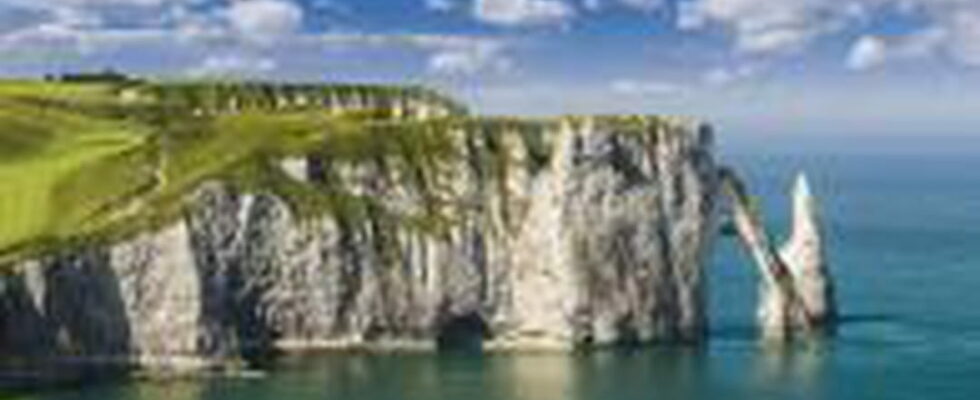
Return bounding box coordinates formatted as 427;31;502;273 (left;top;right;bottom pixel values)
42;249;132;358
437;313;489;352
193;247;274;364
187;185;275;365
0;272;56;359
0;248;132;390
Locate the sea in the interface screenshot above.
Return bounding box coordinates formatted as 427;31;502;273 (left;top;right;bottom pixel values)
16;146;980;400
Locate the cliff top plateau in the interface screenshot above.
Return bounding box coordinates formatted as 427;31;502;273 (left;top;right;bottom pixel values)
0;78;701;265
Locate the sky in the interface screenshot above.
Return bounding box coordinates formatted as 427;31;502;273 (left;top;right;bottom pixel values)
2;0;980;143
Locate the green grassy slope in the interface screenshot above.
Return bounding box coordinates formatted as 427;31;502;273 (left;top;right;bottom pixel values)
0;80;407;262
0;89;150;257
0;79;683;263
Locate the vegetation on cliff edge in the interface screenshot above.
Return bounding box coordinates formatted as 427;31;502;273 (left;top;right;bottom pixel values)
0;79;686;264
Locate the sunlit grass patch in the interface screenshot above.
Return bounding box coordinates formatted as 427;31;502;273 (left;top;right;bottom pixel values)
0;105;147;253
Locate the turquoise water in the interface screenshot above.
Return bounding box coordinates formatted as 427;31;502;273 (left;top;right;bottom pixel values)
20;153;980;400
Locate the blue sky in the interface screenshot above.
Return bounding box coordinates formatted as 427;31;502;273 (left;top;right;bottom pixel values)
2;0;980;140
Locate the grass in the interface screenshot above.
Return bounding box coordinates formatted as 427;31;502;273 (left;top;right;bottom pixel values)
0;79;684;264
0;97;149;257
0;78;472;262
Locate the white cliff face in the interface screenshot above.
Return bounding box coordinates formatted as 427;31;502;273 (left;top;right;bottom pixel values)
0;117;719;368
112;224;210;368
495;120;717;347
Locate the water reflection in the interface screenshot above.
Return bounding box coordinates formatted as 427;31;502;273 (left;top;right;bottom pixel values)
22;345;830;400
117;380;206;400
267;348;713;400
586;348;711;400
751;342;830;399
492;353;576;400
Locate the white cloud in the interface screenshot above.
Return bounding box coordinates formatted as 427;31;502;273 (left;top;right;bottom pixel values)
426;0;456;12
226;0;303;37
309;33;510;52
872;2;980;68
57;0;174;4
473;0;574;26
0;5;56;35
583;0;602;11
428;41;513;75
0;0;513;76
0;21;517;79
847;29;945;70
0;0;524;79
32;0;171;5
610;79;685;96
187;54;278;78
308;33;516;76
579;0;664;12
683;0;980;68
616;0;665;11
683;0;857;55
676;1;706;30
0;0;204;46
847;35;887;70
702;63;762;86
944;8;980;66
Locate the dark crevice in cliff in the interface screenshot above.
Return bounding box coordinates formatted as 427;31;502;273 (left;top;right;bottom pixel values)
436;313;488;352
0;251;133;390
43;251;132;358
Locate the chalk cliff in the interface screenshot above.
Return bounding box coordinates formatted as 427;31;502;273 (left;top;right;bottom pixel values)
0;81;838;378
0;116;719;371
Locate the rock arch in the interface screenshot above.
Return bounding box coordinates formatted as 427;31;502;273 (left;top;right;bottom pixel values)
719;168;838;340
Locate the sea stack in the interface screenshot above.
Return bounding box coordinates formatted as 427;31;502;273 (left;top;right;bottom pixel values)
720;169;837;341
756;173;838;340
778;173;838;331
